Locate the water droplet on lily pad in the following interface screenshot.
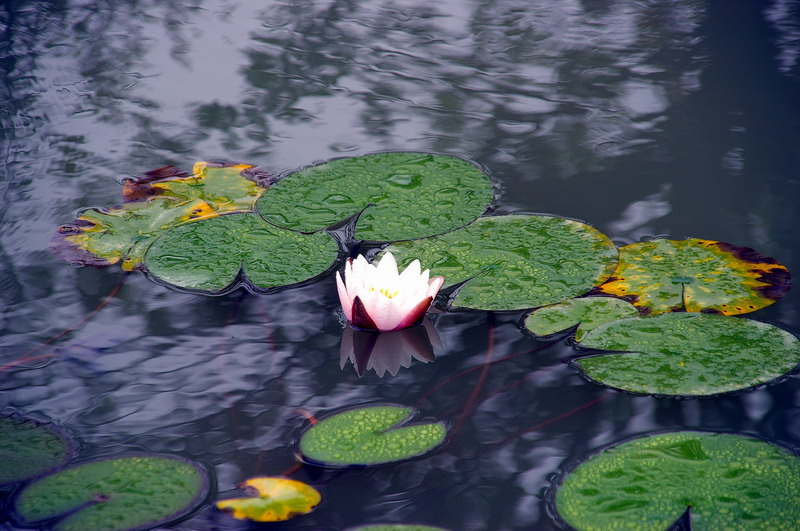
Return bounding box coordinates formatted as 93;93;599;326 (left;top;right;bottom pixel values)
299;406;446;466
556;432;800;530
595;238;791;315
573;313;800;396
257;152;493;242
384;214;618;311
13;454;209;531
145;213;339;294
0;413;76;486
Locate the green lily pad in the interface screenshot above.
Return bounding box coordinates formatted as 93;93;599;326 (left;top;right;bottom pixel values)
216;477;321;522
13;454;209;531
257;152;493;242
299;406;446;466
0;413;76;486
524;297;640;341
383;214;618;311
51;162;271;271
145;213;339;293
556;431;800;530
574;313;800;396
594;238;791;315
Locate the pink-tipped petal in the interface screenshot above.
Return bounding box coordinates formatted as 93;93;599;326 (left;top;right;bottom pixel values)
336;272;353;321
351;296;379;331
427;275;445;298
392;296;433;331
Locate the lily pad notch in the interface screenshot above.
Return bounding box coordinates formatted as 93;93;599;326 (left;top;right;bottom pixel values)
13;453;210;531
298;405;447;466
594;238;791;315
570;313;800;397
257;152;495;242
555;431;800;531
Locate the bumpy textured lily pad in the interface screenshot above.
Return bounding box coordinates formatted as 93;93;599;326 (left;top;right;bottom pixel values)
52;162;271;271
594;238;791;315
574;313;800;396
257;152;493;242
383;214;618;311
145;213;339;293
299;406;446;466
216;477;321;522
0;414;75;486
14;454;208;531
556;432;800;530
524;297;640;341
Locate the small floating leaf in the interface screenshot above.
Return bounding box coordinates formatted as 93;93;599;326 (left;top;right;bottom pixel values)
384;214;618;311
145;213;339;293
216;477;321;522
524;297;640;341
257;152;493;241
299;406;446;466
574;313;800;396
51;162;271;271
556;432;800;530
594;238;791;315
14;454;208;531
0;413;75;486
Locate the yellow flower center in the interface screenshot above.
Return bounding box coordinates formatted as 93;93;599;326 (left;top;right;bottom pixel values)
369;287;399;299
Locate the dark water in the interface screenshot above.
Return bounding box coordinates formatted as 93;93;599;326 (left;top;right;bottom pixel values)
2;0;800;529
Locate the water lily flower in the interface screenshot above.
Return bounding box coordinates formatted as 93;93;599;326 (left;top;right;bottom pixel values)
336;252;444;332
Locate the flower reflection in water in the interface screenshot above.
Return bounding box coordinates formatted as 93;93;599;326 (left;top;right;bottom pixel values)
340;320;442;377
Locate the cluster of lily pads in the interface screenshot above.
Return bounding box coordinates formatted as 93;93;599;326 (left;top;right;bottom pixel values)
40;152;800;529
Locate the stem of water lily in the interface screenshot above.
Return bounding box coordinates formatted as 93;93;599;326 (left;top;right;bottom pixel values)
471;392;611;458
413;345;551;409
0;272;129;372
451;313;496;438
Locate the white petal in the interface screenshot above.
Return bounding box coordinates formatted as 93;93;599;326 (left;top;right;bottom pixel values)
399;259;421;283
376;252;400;281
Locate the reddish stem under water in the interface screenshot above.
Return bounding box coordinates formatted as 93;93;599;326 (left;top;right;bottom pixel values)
472;392;612;458
451;313;496;438
0;272;130;372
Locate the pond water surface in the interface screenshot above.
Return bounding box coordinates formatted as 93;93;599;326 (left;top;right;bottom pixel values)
2;1;800;529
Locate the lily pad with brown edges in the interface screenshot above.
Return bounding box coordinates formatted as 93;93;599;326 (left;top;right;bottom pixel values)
593;238;790;315
216;477;321;522
51;162;272;271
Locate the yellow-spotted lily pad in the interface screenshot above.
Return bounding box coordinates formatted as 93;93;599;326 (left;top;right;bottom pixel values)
216;477;321;522
556;432;800;530
574;313;800;396
524;297;640;341
51;162;272;271
299;406;446;466
383;214;618;311
594;238;791;315
257;152;494;242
